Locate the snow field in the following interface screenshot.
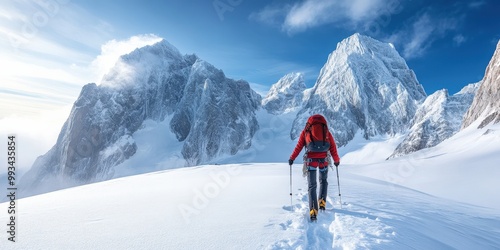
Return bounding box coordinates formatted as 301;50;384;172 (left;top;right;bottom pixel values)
3;163;499;249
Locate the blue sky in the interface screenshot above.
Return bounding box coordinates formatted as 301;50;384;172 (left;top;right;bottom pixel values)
1;0;500;118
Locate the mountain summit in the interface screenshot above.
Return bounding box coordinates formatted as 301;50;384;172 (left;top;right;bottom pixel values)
19;40;261;196
291;33;426;146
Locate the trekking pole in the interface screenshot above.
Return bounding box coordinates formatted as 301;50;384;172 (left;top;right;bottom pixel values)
289;163;293;207
335;165;342;209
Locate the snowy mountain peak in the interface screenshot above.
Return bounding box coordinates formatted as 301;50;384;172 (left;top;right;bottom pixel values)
390;83;479;158
462;40;500;129
125;39;182;61
262;72;306;114
455;82;479;96
269;72;305;94
335;33;376;55
19;39;261;197
100;39;186;88
292;34;426;146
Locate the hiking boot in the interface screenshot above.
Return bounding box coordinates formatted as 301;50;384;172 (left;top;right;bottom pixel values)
319;198;326;211
310;209;318;221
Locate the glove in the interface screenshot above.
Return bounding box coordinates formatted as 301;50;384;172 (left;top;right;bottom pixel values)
334;162;340;167
289;159;294;165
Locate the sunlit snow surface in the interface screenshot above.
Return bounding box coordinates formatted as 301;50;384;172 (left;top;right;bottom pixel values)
1;162;499;249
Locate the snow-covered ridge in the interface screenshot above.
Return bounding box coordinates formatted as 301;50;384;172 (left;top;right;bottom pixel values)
390;83;478;158
291;33;426;147
262;72;306;114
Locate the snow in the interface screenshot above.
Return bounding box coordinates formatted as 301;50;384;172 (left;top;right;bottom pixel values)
340;133;404;164
2;160;499;249
347;122;500;210
111;118;185;178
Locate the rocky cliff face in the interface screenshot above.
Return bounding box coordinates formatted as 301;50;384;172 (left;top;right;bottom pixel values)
170;60;261;165
462;40;500;129
390;83;478;158
20;40;261;196
291;33;426;146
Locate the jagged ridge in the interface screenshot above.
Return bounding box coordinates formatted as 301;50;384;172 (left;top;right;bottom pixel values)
19;40;261;196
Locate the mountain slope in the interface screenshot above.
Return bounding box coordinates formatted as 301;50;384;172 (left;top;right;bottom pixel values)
291;33;426;147
19;40;261;197
2;163;499;249
262;72;306;115
462;40;500;128
390;83;478;158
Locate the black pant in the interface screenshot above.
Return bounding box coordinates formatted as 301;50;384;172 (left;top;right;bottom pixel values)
307;168;328;211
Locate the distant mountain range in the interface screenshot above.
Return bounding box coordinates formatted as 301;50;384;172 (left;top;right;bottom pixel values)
19;34;500;197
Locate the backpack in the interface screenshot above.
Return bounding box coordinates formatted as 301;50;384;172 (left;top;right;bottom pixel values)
304;114;330;152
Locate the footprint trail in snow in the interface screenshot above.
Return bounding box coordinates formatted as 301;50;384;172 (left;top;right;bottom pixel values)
267;172;500;250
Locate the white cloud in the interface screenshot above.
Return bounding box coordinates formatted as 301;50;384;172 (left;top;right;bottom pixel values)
0;0;163;118
0;0;112;118
249;4;289;27
401;14;435;58
283;0;336;32
49;4;115;49
468;1;487;9
344;0;386;22
453;34;466;46
0;104;72;174
252;0;395;34
1;34;162;104
90;34;163;84
390;12;459;59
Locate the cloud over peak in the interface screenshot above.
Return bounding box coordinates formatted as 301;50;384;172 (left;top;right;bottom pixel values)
252;0;395;34
90;34;163;84
389;11;461;59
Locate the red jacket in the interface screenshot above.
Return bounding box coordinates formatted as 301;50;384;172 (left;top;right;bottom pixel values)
290;130;340;167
